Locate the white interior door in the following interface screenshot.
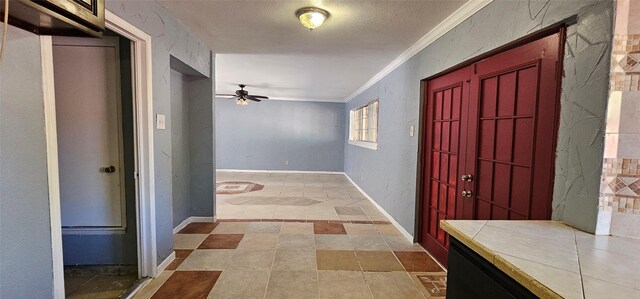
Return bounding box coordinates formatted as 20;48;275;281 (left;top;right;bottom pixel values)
53;36;126;230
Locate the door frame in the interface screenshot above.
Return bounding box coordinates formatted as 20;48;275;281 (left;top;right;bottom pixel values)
43;10;156;298
414;20;572;243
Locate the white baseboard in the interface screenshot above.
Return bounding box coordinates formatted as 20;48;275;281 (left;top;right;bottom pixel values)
172;216;217;234
173;218;191;235
343;173;415;243
595;210;612;235
216;169;344;174
156;252;175;273
123;277;151;299
191;216;216;223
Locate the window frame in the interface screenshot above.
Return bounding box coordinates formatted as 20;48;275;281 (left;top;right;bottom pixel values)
348;99;379;150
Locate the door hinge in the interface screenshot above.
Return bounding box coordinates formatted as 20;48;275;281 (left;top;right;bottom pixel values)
134;172;140;179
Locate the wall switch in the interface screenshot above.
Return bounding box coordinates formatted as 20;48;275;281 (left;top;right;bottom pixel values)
156;114;166;130
409;125;415;137
284;160;289;165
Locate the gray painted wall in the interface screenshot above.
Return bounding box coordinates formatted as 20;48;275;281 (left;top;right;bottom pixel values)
0;25;54;298
171;69;191;227
187;64;216;218
555;10;613;232
170;59;216;227
0;1;215;291
344;0;613;234
216;99;345;172
62;33;138;265
107;1;214;263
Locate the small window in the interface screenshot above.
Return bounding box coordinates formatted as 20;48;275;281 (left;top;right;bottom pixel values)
349;100;379;150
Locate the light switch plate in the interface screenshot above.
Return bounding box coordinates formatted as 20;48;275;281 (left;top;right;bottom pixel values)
156;114;166;130
409;125;415;137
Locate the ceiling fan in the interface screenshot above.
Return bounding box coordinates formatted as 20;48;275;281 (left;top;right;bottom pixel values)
216;84;268;106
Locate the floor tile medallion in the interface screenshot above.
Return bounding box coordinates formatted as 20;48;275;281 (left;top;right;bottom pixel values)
216;181;264;195
412;272;448;298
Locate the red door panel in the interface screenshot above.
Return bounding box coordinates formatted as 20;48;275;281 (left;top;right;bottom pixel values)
420;66;471;266
466;32;561;221
420;31;563;267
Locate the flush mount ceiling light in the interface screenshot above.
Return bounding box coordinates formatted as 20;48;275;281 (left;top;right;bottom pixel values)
296;7;329;30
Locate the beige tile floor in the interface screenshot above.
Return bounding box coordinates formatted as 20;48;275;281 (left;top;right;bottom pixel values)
65;274;138;298
134;172;446;299
215;172;389;222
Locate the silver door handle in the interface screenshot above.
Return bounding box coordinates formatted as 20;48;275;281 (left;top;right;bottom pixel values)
461;174;473;182
461;190;472;198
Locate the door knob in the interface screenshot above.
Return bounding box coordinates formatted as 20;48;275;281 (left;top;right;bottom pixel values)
461;190;473;198
104;165;116;173
461;174;473;182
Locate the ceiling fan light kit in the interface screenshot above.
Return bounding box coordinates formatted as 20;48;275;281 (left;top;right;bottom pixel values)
296;7;329;30
236;98;249;106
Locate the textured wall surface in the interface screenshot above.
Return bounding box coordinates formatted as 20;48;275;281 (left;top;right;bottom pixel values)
554;4;613;233
187;62;215;218
171;70;191;227
216;99;345;172
170;63;216;227
345;0;613;234
107;1;213;263
0;26;54;298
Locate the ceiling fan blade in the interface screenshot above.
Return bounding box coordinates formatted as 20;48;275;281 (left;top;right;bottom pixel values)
216;94;237;98
247;96;262;102
248;95;268;99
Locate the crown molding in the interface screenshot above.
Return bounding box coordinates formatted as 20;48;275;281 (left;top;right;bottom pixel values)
343;0;493;103
215;96;344;103
266;97;344;103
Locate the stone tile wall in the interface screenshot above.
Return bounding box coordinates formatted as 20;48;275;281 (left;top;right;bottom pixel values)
598;0;640;239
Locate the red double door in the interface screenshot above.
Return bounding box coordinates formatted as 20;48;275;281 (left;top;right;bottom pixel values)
419;32;563;266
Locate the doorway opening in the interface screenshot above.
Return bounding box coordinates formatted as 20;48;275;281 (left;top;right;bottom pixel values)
42;11;156;298
53;30;139;297
416;26;566;266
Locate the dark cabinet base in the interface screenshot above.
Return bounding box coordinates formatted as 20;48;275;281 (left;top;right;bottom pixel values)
446;238;536;299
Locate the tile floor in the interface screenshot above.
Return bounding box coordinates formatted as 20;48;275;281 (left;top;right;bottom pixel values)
65;274;138;298
134;172;446;299
215;172;389;222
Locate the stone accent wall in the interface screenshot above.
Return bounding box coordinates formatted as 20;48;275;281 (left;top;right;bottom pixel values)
598;0;640;239
600;158;640;214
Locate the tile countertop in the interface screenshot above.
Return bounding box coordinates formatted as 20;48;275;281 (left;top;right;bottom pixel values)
440;220;640;299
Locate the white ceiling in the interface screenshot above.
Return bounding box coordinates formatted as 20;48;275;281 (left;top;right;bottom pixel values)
157;0;469;102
